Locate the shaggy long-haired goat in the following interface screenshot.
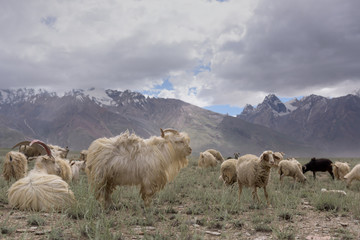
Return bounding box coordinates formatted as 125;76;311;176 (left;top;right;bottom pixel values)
86;128;192;208
7;140;75;212
12;140;45;159
2;151;28;182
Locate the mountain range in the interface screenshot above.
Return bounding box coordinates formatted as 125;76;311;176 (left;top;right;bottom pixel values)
0;88;359;157
237;93;360;157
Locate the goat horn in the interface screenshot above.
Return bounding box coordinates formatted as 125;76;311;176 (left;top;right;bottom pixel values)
29;140;53;158
160;128;165;138
11;141;31;149
162;128;179;135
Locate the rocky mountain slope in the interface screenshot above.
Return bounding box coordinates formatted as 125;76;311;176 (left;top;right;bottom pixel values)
0;88;318;157
237;93;360;156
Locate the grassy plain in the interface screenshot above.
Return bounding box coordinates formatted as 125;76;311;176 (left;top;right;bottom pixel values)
0;149;360;239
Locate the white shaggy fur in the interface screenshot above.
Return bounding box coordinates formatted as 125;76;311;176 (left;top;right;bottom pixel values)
219;158;238;185
332;161;350;180
198;151;217;168
7;155;75;212
236;150;275;205
278;158;306;183
2;151;28;182
7;171;75;212
48;144;69;159
344;164;360;188
204;149;224;163
86;129;192;208
70;160;86;182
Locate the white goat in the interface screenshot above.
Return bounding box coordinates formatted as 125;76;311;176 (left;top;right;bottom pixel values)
2;151;28;182
7;143;75;212
86;128;192;208
236;150;275;205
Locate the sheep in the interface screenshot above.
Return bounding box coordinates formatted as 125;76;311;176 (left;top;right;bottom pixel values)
204;149;224;163
12;140;45;159
236;150;275;205
302;158;334;180
86;128;192;208
343;164;360;188
7;143;75;212
219;158;238;185
70;160;86;182
198;151;217;168
2;151;28;182
278;158;306;183
332;161;350;180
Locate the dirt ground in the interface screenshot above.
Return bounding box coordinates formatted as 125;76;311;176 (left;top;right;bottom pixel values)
1;198;359;240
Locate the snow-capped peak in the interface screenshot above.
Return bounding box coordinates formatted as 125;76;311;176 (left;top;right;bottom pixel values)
0;88;56;105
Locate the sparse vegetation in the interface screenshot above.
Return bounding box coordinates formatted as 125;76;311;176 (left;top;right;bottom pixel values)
0;153;360;239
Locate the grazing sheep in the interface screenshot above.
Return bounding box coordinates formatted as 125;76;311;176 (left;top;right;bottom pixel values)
204;149;224;163
302;158;334;180
236;150;275;205
198;151;217;168
7;143;75;212
86;128;192;208
70;160;86;182
278;158;306;183
219;158;238;185
343;164;360;188
332;162;350;180
2;151;28;182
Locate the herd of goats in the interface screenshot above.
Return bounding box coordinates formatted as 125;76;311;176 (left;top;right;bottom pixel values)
2;128;360;212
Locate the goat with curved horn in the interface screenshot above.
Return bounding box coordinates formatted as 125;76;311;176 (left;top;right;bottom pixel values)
160;128;179;137
29;140;53;158
12;140;46;158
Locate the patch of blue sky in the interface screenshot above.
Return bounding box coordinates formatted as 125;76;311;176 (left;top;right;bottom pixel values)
140;78;174;97
204;104;243;116
280;96;303;102
188;87;197;95
193;62;211;75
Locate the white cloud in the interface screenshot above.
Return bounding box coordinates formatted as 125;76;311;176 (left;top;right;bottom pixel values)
1;0;360;110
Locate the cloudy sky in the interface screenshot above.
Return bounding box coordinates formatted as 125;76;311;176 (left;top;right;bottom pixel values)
1;0;360;115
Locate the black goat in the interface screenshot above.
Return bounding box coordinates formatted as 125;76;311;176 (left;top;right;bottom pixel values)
302;158;334;180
